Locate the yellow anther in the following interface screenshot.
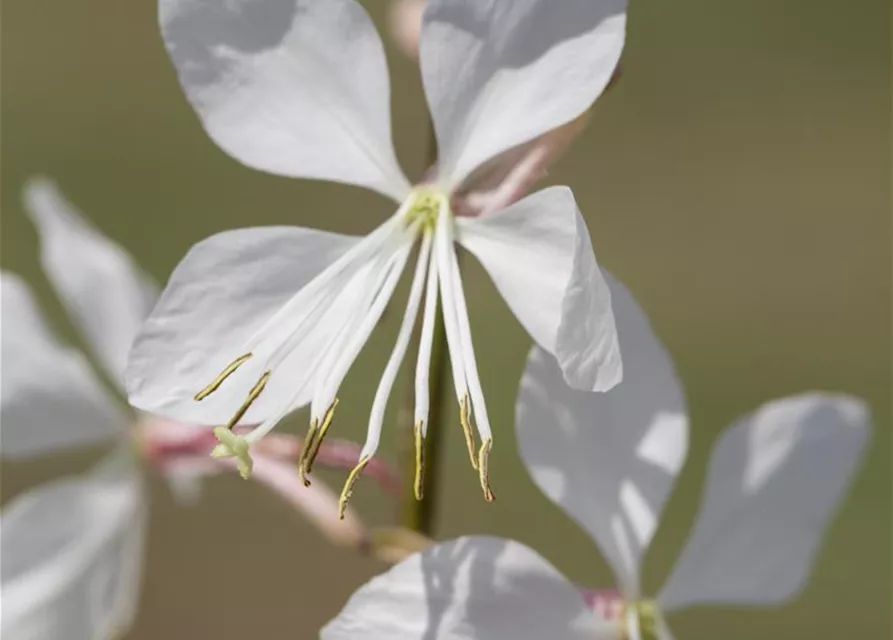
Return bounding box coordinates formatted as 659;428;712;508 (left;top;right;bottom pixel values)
477;437;495;503
459;395;478;471
298;419;319;487
194;353;252;401
211;426;253;479
302;398;339;477
413;421;425;501
338;456;371;520
222;370;272;430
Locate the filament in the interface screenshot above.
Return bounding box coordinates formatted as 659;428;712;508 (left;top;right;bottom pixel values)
360;231;433;460
413;236;440;433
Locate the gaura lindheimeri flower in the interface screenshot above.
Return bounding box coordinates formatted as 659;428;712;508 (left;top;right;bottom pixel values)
1;180;374;640
124;0;627;512
320;275;870;639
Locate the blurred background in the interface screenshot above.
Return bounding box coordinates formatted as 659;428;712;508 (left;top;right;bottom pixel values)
2;0;890;637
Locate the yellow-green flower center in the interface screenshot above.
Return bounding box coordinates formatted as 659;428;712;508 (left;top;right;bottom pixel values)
404;187;445;232
620;600;659;640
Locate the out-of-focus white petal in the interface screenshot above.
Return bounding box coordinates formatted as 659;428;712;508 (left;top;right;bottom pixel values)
420;0;626;189
0;461;145;640
321;536;616;640
23;178;159;386
458;187;621;392
515;275;688;598
658;394;870;611
160;0;410;201
124;226;361;425
1;273;125;460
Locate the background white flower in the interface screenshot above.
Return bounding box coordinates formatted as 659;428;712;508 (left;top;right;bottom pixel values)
319;275;870;639
1;179;370;639
1;178;156;640
126;0;628;506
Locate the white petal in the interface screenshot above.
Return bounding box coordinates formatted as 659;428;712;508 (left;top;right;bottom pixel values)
1;273;125;459
23;178;159;386
160;0;410;201
421;0;626;188
125;226;362;425
458;187;621;392
321;536;615;640
0;464;145;640
515;274;688;598
658;394;870;611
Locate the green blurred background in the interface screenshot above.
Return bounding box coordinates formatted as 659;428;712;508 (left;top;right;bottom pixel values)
2;0;890;637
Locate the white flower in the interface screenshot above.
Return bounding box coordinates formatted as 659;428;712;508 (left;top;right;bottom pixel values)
1;180;369;639
319;275;870;639
125;0;627;509
1;179;155;640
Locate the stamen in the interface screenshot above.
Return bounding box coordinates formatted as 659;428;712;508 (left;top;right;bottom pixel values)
302;398;339;476
459;395;478;470
314;242;413;419
358;231;432;465
194;352;252;401
224;370;271;430
297;419;319;487
477;437;495;502
413;234;440;430
413;421;425;501
449;257;492;443
433;199;469;405
338;456;371;519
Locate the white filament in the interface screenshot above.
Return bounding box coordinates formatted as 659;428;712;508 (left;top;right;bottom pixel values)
242;203;410;356
413;236;440;436
447;246;492;441
433;198;469;404
309;247;396;419
360;232;433;459
314;240;414;417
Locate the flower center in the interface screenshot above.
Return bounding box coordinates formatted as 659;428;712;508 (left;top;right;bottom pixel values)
192;186;495;514
620;600;660;640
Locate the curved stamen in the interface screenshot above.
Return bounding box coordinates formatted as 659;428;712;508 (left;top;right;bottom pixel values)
361;231;433;459
448;255;492;443
433;198;470;407
314;239;415;417
413;232;440;433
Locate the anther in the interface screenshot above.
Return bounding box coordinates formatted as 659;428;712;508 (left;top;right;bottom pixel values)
413;421;425;501
459;395;478;470
298;419;319;487
302;398;339;477
338;456;371;519
477;437;495;503
223;370;271;430
194;353;252;401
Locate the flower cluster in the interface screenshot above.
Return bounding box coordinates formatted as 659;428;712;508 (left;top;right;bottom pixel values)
0;0;872;639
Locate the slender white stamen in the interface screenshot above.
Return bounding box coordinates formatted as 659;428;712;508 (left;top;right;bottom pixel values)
360;231;433;459
315;240;415;416
309;248;396;420
245;229;410;446
448;252;492;441
433;196;469;404
414;233;440;435
241;204;411;358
